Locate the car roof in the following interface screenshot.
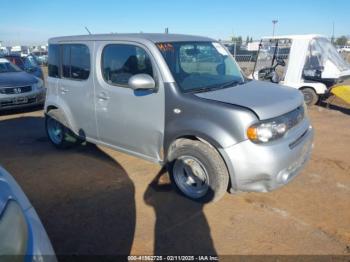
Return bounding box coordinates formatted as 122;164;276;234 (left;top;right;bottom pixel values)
49;33;215;44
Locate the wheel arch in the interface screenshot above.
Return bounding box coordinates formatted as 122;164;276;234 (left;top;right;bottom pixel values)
165;134;235;192
45;101;78;135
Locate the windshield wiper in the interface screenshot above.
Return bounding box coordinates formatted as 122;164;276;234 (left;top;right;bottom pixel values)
191;80;243;93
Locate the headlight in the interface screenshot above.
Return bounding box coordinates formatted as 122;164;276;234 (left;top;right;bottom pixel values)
247;105;305;143
33;78;44;90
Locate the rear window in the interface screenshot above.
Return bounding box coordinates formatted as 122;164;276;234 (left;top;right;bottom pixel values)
48;44;60;78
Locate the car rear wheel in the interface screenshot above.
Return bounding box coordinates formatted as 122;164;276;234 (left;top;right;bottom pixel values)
45;115;78;149
167;139;229;202
301;87;319;106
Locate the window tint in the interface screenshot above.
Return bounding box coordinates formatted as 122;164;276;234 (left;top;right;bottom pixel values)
6;57;24;70
62;44;90;80
62;45;71;78
48;44;60;78
158;42;243;92
102;44;153;86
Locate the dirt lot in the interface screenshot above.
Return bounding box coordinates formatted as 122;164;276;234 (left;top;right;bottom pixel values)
0;102;349;258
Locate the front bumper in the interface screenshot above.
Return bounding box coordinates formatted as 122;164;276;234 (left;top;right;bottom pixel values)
220;118;314;192
0;89;45;110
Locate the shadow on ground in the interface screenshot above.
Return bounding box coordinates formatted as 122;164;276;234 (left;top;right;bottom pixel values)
144;168;217;255
0;115;217;256
0;105;44;116
317;96;350;115
0;116;136;255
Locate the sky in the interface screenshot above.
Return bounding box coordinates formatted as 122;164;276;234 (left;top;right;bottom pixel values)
0;0;349;46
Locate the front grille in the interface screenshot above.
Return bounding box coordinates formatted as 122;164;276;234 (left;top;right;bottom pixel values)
284;105;305;130
0;86;32;95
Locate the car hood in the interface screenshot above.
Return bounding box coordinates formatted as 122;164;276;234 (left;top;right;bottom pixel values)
0;71;37;87
0;166;32;212
194;80;303;120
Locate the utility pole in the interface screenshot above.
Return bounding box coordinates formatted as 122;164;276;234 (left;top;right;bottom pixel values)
331;21;335;43
272;20;278;36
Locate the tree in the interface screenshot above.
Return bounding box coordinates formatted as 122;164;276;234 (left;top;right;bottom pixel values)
245;36;250;45
335;36;348;46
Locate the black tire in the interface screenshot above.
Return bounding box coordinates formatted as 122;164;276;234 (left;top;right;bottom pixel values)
301;87;319;106
45;115;78;149
167;139;229;203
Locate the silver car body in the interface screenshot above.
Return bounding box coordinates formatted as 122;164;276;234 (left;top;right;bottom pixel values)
45;34;314;193
0;166;56;261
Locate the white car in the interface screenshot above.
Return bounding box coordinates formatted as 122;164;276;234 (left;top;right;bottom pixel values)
0;166;56;261
339;46;350;53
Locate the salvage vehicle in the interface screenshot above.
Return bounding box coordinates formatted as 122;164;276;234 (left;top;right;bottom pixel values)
0;58;45;110
0;166;56;261
45;34;314;202
252;35;350;105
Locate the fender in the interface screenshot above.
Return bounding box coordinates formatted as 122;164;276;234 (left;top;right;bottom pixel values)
163;83;258;157
45;96;78;135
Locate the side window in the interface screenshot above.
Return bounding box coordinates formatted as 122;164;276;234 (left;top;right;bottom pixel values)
305;40;323;70
62;45;71;78
48;44;60;78
61;44;90;80
102;44;153;86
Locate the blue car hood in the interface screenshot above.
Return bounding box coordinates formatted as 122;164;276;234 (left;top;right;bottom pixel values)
0;167;32;213
195;80;304;120
0;71;37;87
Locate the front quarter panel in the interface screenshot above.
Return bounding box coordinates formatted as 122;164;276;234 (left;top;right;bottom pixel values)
164;82;258;155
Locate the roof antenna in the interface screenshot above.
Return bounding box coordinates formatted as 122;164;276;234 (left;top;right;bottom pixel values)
85;26;92;35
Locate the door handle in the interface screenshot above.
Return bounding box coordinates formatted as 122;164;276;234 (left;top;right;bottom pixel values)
97;92;109;101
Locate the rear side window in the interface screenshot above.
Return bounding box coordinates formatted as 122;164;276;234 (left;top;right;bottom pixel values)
61;44;90;80
102;44;153;86
48;44;60;78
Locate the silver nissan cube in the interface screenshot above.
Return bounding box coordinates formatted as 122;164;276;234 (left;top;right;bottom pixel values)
44;34;314;202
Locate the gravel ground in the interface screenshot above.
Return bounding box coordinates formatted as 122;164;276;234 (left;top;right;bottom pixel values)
0;102;349;258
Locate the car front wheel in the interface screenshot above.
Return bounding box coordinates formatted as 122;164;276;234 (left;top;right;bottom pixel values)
167;139;229;203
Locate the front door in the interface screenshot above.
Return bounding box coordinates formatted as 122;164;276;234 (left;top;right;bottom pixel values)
94;41;165;162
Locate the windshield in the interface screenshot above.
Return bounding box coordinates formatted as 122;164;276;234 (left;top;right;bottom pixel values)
0;60;22;73
24;55;39;68
253;38;291;80
157;42;244;92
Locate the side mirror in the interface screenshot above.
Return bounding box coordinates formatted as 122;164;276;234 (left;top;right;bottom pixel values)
128;74;155;91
